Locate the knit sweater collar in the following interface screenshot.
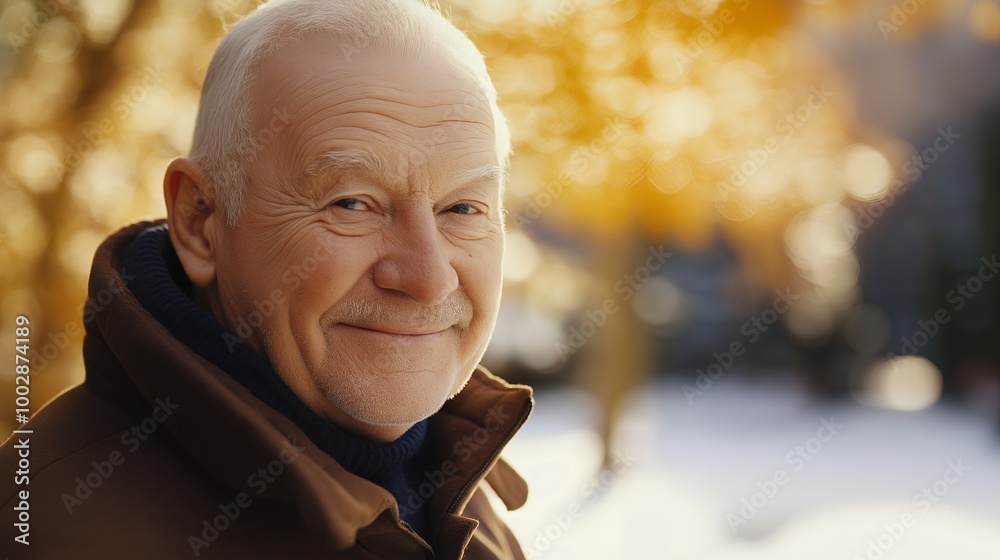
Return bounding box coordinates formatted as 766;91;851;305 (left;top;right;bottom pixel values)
120;224;427;480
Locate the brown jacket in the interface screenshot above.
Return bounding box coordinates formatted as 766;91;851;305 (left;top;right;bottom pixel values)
0;221;534;559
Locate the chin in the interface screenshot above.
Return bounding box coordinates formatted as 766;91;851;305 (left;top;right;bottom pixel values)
318;364;460;427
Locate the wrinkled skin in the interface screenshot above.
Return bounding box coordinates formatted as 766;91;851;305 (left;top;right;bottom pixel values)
166;34;505;442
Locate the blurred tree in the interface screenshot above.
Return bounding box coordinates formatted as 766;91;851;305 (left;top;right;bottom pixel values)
2;0;982;453
454;0;865;465
0;0;255;436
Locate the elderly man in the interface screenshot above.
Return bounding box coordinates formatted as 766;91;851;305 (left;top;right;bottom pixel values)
0;0;533;558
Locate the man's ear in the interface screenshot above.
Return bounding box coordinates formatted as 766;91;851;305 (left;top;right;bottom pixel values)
163;157;220;288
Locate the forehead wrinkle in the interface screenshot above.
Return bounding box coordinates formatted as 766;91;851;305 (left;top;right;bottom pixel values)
279;77;495;128
290;115;496;185
262;72;496;174
304;105;493;135
283;106;494;173
272;66;492;121
329;89;490;112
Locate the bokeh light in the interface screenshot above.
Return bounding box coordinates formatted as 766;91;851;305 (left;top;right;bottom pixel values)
858;355;945;411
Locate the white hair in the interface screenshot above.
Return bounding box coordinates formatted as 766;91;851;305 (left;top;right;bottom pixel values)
189;0;512;228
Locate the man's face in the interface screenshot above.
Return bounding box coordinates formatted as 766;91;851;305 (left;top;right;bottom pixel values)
209;35;504;441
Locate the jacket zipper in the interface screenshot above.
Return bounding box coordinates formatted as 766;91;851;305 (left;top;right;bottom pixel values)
445;399;532;515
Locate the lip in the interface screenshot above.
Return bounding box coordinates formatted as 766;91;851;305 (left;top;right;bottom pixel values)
338;323;450;342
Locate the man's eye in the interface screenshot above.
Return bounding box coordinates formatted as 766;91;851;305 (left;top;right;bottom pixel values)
332;198;368;211
448;203;480;215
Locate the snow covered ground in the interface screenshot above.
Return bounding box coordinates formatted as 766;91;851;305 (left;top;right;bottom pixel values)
499;373;1000;559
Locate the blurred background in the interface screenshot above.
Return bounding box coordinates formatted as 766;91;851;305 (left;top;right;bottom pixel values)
2;0;1000;557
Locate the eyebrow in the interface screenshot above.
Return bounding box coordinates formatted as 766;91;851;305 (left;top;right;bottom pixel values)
303;148;389;181
302;148;502;191
454;164;503;186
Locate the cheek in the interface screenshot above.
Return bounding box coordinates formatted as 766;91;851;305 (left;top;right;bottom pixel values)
284;240;368;317
216;234;276;311
461;244;504;329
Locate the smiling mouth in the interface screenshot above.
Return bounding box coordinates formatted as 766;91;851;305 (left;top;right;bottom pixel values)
338;323;450;339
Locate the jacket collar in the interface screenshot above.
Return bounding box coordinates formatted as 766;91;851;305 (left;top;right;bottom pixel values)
83;219;534;552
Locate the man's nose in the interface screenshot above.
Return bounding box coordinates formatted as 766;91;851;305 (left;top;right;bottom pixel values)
372;213;459;306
